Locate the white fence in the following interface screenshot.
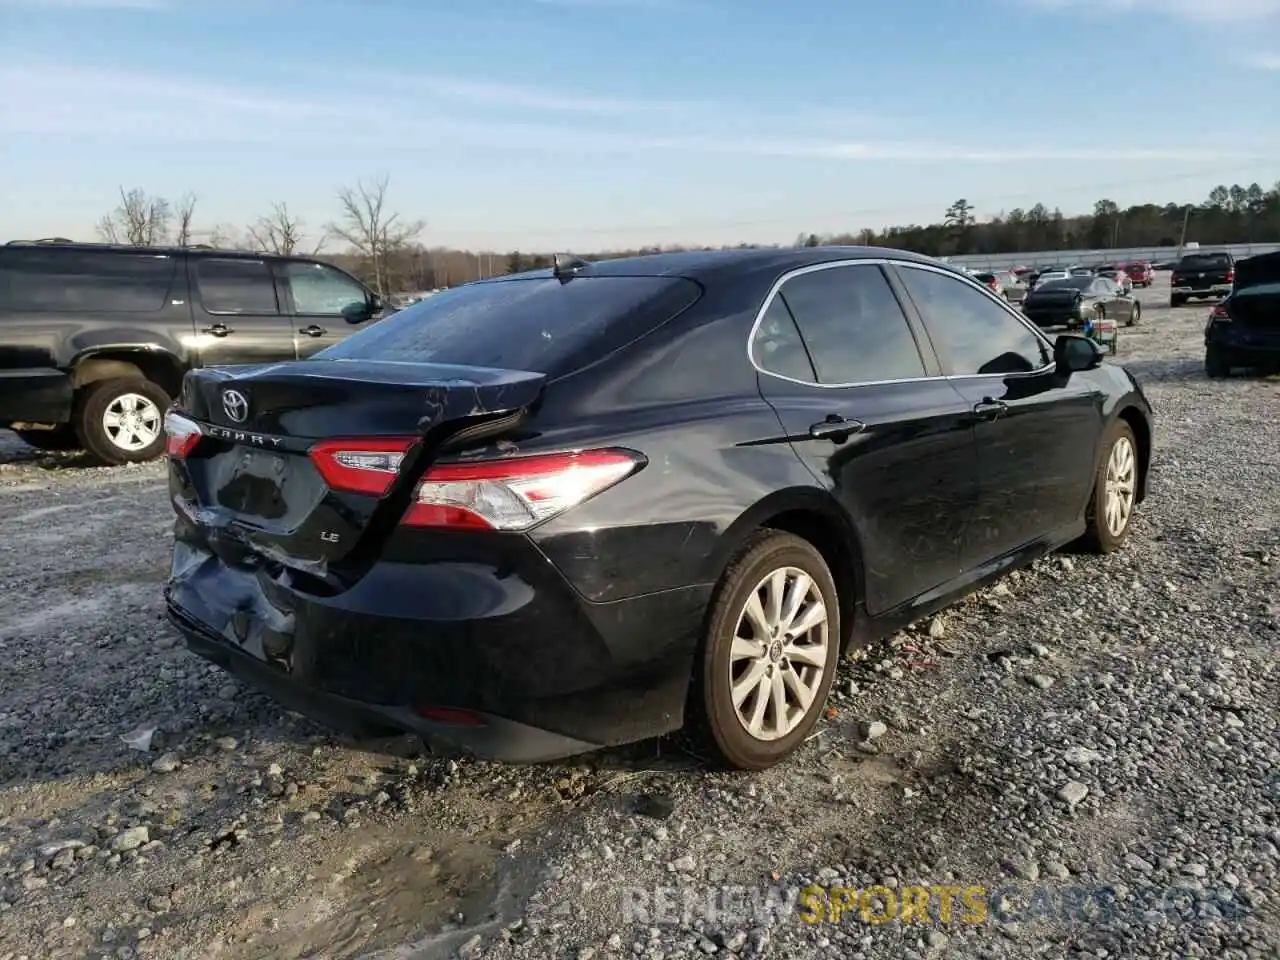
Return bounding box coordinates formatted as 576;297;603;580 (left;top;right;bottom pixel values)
944;242;1280;272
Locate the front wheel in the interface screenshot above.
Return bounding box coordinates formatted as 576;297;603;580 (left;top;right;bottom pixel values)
74;377;171;465
1081;420;1139;554
691;530;841;771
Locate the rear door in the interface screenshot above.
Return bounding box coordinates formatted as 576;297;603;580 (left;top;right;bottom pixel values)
891;262;1104;562
276;260;376;358
751;260;983;616
190;257;296;367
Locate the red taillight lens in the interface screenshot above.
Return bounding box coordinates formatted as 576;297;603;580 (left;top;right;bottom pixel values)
1225;268;1235;282
308;437;414;496
164;411;203;459
403;448;644;531
1210;303;1229;319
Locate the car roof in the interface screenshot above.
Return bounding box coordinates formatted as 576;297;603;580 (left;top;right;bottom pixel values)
1;240;323;264
479;246;956;285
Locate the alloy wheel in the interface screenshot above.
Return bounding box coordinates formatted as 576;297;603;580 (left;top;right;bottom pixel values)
1103;436;1136;537
728;566;829;741
102;393;162;452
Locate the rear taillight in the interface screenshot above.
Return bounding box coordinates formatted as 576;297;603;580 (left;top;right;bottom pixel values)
164;411;203;459
1225;268;1235;283
308;438;413;497
1210;303;1229;320
404;448;644;531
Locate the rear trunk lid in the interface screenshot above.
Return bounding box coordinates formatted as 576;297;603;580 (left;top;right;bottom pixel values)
170;359;544;576
1228;252;1280;329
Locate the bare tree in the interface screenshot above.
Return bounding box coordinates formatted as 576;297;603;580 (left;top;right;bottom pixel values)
96;187;172;246
326;174;425;295
247;201;304;255
174;192;198;246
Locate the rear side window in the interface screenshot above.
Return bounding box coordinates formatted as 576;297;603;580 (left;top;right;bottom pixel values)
751;296;816;383
0;250;177;313
195;259;280;315
772;264;927;385
315;275;701;376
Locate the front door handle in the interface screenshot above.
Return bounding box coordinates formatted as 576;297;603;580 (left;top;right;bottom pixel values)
808;415;865;442
203;323;233;337
972;398;1008;421
300;325;327;337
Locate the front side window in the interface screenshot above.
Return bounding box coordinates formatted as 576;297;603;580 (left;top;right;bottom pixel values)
195;259;279;315
772;264;927;385
283;262;368;316
896;266;1051;377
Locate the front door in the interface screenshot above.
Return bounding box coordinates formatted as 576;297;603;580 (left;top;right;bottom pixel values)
276;260;375;358
751;260;983;617
891;262;1105;562
189;257;296;367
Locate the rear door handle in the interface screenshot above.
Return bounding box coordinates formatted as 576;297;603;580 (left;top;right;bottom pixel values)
300;325;327;337
808;416;865;442
203;323;233;337
972;398;1008;421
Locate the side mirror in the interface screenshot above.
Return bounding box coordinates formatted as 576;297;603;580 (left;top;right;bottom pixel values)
1054;334;1104;374
341;299;375;324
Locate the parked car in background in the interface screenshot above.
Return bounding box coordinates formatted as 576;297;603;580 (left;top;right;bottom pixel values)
1124;260;1154;287
0;240;382;463
1031;267;1071;290
1069;265;1096;278
1171;252;1235;307
1204;250;1280;377
162;246;1153;770
1096;265;1133;294
973;271;1026;301
1022;275;1142;329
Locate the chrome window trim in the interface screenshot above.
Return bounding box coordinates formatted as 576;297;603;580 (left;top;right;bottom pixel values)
746;257;1056;389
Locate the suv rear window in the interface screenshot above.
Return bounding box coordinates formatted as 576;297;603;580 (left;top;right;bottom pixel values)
0;249;177;313
314;275;702;376
1178;254;1231;269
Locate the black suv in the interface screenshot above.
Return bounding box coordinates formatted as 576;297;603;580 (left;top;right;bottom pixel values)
0;241;382;464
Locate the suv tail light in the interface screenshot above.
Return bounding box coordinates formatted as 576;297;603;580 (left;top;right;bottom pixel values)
164;411;203;459
1225;268;1235;283
405;449;645;530
1210;303;1229;320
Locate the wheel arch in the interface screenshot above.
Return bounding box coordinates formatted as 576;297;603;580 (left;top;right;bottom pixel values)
1115;405;1151;503
71;348;185;400
707;487;864;651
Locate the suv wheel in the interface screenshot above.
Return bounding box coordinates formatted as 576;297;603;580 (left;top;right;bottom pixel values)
1170;295;1184;308
1081;420;1139;554
692;530;841;770
74;377;171;465
14;426;81;452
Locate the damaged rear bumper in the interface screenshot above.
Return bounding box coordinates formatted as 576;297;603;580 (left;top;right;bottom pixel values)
164;533;706;763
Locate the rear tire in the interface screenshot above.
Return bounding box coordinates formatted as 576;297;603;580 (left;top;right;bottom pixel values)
690;530;841;771
1080;420;1139;555
1170;296;1184;308
14;426;81;452
1127;302;1140;327
1205;347;1230;379
74;377;171;465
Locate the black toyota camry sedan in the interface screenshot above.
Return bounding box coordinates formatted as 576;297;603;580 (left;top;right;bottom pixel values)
163;247;1154;771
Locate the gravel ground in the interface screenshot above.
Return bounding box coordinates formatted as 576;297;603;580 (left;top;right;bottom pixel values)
0;275;1277;960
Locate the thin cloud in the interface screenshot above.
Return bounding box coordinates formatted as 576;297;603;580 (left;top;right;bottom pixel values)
1243;51;1280;69
0;63;1259;164
1020;0;1280;23
368;74;697;115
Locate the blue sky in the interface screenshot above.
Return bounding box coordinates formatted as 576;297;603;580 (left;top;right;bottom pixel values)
2;0;1279;251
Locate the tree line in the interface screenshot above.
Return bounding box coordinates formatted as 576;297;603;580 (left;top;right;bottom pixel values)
68;176;1280;295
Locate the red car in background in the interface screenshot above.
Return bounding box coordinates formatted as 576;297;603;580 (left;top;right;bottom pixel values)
1124;261;1154;288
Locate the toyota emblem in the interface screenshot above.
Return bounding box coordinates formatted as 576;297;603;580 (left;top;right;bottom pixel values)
222;389;249;423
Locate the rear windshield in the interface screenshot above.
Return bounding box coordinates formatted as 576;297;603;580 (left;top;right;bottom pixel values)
974;273;995;282
1178;254;1231;268
0;249;178;313
1041;277;1092;291
315;274;702;376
